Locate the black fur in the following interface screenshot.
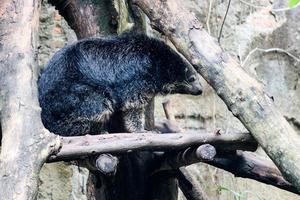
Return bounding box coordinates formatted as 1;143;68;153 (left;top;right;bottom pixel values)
38;34;202;136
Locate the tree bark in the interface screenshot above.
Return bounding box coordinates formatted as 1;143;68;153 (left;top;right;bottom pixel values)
157;144;216;172
49;0;118;38
48;132;257;162
132;0;300;192
158;101;298;195
0;0;60;199
176;167;210;200
205;151;300;195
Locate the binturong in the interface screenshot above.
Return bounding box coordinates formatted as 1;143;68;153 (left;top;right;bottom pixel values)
38;34;202;136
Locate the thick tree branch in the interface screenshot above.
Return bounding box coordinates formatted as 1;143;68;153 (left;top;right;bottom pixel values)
156;136;298;195
49;0;118;38
48;132;257;162
153;139;298;195
157;144;216;172
0;0;60;199
132;0;300;192
176;168;210;200
205;151;299;195
158;100;299;195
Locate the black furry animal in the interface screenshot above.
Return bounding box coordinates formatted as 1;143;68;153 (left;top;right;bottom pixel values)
39;34;202;136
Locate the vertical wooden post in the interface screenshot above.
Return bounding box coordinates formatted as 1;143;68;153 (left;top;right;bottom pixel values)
0;0;60;199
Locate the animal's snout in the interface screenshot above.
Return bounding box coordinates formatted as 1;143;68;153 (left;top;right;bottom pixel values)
188;75;203;95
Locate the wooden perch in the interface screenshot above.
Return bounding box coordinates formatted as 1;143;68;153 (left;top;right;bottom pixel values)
48;132;257;162
95;154;119;176
159;100;299;195
157;144;216;172
82;154;119;176
132;0;300;192
145;133;299;195
205;151;299;195
153;131;299;195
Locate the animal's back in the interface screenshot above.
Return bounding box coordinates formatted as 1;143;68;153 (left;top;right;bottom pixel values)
38;35;154;136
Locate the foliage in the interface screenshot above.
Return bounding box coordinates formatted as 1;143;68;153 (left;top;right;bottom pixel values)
289;0;300;8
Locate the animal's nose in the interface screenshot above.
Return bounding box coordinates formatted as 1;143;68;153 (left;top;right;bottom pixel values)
197;89;203;95
193;80;203;95
194;88;202;95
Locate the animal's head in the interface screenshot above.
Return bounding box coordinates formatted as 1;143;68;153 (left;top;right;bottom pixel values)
165;63;203;96
161;62;202;96
149;39;203;96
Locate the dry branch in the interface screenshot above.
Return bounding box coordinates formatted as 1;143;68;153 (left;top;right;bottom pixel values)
158;99;298;195
94;154;119;175
0;0;60;199
154;131;298;194
157;144;216;172
147;131;298;194
176;168;210;200
205;151;299;195
48;132;256;162
133;0;300;192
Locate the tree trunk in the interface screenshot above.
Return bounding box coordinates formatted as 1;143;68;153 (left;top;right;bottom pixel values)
133;0;300;192
49;0;118;38
0;0;60;199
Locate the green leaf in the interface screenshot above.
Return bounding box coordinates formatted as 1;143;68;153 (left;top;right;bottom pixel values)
289;0;300;8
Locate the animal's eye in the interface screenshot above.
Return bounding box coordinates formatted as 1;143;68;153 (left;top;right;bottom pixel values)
188;76;196;82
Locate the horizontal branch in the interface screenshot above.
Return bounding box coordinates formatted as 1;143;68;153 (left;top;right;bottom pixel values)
157;144;216;172
205;151;299;195
153;142;298;195
158;145;299;194
48;132;257;162
155;105;298;195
